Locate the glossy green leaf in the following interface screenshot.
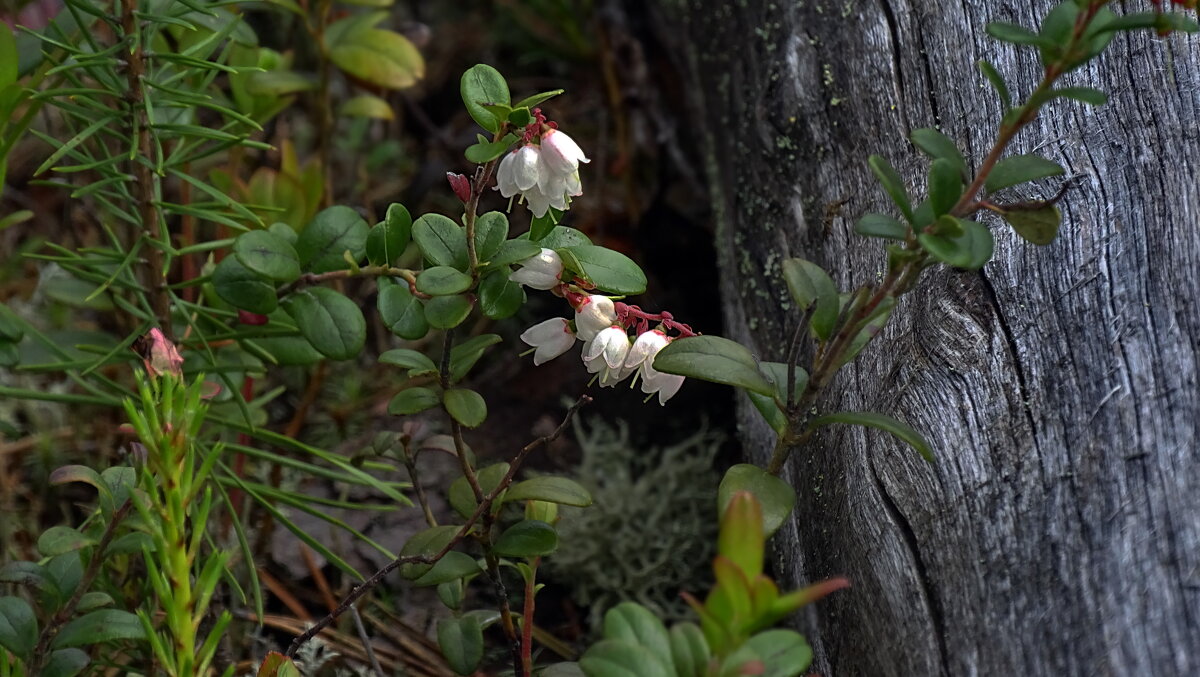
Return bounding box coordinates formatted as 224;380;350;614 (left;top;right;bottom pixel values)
379;348;437;375
42;648;90;677
52;609;145;648
48;465;104;493
296;206;369;273
474;211;509;262
854;213;907;241
212;255;277;314
486;239;543;268
746;362;807;434
654;335;774;396
781;258;840;339
465;139;511;164
37;526;96;557
836;296;895;370
460;64;510;133
1046;87;1108;106
245;70;317;95
718;464;797;537
234;230;301;282
602;602;674;674
669;623;711;677
448;334;502;382
378;278;428;340
413;214;468;270
810;411;933;462
739;629;812;677
985;154;1065;193
281;288;366;360
330;29;423;90
557;245;647;295
532;225;591;248
75;592;113;612
868;155;913;222
918;219;994;270
449;462;509;519
529;208;561;242
985;21;1050;46
340;94;394;119
976;60;1011;107
514;88;564;109
1003;205;1061;246
579;639;672;677
423;295;473;329
438;615;484;676
910;128;967;179
416;266;473;296
399;525;460;579
443;388;487;427
504;476;593;507
389;387;440;415
0;596;36;659
413;551;482;586
493;520;557;558
366;203;413;267
927;158;963;216
478;271;525;319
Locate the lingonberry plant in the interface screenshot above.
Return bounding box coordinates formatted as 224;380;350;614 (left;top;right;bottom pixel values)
0;0;1196;676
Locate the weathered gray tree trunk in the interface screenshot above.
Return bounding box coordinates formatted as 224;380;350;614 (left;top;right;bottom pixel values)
636;1;1200;675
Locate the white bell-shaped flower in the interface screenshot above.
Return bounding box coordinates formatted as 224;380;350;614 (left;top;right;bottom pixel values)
574;295;617;341
509;248;563;290
583;325;633;387
520;318;577;365
623;329;669;370
539;129;591;176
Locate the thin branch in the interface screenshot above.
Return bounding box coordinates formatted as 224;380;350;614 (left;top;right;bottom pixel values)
349;604;384;677
285;395;591;657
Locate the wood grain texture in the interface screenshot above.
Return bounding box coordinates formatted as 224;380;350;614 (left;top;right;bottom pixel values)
636;1;1200;674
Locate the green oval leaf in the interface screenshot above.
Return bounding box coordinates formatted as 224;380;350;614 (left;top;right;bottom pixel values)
603;603;674;673
389;387;441;415
416;266;473;296
234;229;301;282
474;211;509;263
37;526;96;558
378;278;428;340
448;334;502;382
438;615;484;676
460;64;510;133
910;128;967;179
413;551;483;587
330;29;423;90
557;245;647;295
42;647;90;677
918;219;994;270
399;525;460;579
579;639;672;677
379;348;437;375
478;271;525;319
449;462;509;519
1002;205;1061;246
531;225;592;249
0;596;37;659
670;623;711;677
503;476;593;507
653;336;774;396
493;520;557;558
424;295;473;330
976;59;1011;107
809;411;933;462
212;255;278;314
486;239;543;269
854;213;908;241
867;155;913;223
443;388;487;427
985;21;1051;46
340;93;395;119
781;258;839;340
51;609;145;648
366;203;412;266
984;154;1065;193
281;288;366;360
927;158;963;217
718;464;797;537
296;206;369;273
738;629;813;677
413;213;468;270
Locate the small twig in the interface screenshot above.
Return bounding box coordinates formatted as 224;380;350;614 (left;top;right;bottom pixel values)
285;395;591;657
27;500;133;672
275;266;426;299
402;440;439;528
349;604;384;677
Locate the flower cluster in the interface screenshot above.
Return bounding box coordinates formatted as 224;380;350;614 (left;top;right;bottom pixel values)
518;292;692;405
495;109;589;218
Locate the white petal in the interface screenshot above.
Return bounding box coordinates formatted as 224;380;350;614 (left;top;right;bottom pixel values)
513;145;541;192
495;151;520;197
